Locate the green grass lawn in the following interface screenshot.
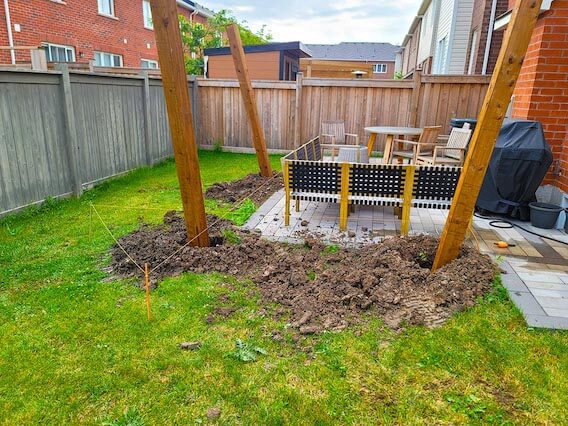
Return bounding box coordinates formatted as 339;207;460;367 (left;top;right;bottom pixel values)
1;151;567;425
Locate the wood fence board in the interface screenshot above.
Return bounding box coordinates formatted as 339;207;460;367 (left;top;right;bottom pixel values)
0;70;490;216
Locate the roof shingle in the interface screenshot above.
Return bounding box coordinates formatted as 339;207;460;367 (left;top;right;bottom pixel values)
305;42;400;62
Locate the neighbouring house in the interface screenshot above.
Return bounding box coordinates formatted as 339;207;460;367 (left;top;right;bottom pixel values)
0;0;212;69
204;42;311;81
303;42;399;79
400;0;494;76
498;0;567;202
464;0;508;75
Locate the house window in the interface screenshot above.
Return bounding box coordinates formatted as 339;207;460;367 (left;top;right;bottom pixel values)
94;51;123;67
143;0;153;29
141;59;159;69
435;36;448;74
373;64;387;74
98;0;115;17
43;43;75;62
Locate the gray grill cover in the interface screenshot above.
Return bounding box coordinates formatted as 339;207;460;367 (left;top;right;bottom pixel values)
476;119;553;220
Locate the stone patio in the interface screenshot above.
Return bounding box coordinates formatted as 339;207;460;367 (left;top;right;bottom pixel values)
244;190;568;330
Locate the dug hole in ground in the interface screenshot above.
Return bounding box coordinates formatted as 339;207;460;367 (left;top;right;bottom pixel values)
109;173;496;334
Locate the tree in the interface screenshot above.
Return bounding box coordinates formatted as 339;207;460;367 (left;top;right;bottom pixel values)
179;9;273;75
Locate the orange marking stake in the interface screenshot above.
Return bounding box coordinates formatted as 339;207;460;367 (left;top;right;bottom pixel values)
144;263;151;321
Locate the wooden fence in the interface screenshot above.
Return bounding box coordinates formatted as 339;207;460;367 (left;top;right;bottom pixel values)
0;68;490;216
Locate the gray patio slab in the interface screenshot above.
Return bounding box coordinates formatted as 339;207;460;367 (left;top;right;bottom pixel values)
525;315;568;329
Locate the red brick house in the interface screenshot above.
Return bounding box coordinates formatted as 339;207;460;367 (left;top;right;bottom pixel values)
0;0;212;68
495;0;567;201
464;0;508;75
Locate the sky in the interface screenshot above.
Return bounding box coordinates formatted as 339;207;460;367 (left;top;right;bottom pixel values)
204;0;422;46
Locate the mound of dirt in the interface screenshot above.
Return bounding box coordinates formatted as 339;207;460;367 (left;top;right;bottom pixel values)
205;172;283;206
110;212;495;332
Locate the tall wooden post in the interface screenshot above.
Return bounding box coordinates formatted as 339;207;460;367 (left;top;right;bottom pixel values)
56;63;82;197
141;71;153;166
294;72;304;147
226;23;272;177
432;0;543;270
149;0;209;246
409;70;422;127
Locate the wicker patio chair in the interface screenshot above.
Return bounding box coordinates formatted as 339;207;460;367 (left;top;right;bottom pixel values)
391;126;442;164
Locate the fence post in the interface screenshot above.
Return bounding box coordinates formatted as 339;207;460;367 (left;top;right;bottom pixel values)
188;75;200;145
294;72;304;147
56;63;82;197
409;69;422;127
141;71;152;165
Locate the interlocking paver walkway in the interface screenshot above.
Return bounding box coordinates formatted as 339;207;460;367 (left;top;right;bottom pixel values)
244;191;568;330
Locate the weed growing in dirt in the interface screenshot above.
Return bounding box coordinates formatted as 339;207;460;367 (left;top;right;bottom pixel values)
227;339;268;362
323;244;340;254
445;394;490;420
102;408;145;426
222;229;241;245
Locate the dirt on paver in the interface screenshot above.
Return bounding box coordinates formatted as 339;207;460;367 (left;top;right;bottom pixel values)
110;212;496;332
205;172;283;206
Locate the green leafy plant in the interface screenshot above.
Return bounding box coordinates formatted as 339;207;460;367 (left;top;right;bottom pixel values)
179;9;273;75
323;244;340;254
228;339;267;362
212;139;223;153
102;408;145;426
446;394;488;419
393;71;403;80
222;229;241;245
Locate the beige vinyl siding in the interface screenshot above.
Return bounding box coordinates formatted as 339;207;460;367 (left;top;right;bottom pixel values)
433;0;453;73
448;0;474;74
417;2;436;64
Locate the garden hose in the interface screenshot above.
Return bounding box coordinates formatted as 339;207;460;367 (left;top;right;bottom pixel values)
474;212;568;247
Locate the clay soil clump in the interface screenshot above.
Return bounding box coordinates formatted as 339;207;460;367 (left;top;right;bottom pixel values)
110;212;495;332
205;172;283;206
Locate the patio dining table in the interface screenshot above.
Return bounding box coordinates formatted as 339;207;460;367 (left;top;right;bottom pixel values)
365;126;423;164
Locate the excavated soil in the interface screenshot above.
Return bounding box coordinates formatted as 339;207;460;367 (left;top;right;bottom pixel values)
110;212;495;332
205;172;283;206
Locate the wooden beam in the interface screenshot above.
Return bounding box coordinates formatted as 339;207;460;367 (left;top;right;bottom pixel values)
339;163;351;231
226;23;272;177
401;166;416;235
293;72;303;147
56;63;82;197
149;0;209;247
432;0;543;270
409;70;422;127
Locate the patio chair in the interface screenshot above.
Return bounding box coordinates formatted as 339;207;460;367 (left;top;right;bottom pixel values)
320;121;360;161
416;124;472;166
391;126;442;164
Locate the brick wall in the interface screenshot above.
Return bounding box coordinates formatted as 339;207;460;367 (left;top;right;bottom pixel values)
512;0;568;193
466;0;508;74
370;61;395;79
0;0;207;67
